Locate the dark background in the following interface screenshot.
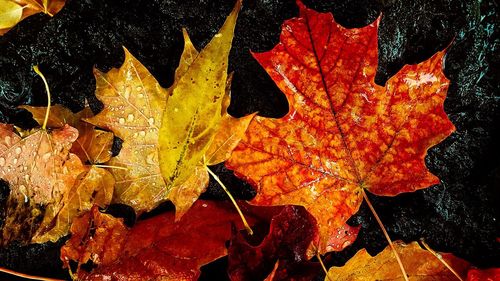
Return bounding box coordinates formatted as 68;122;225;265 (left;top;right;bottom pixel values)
0;0;499;280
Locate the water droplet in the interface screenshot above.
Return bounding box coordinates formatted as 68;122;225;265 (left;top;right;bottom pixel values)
136;86;142;91
0;158;4;166
19;185;28;203
138;93;144;98
15;147;22;154
139;131;146;137
124;86;131;99
42;153;51;162
13;158;17;164
202;203;208;207
146;153;156;165
23;166;28;171
127;114;134;122
119;118;125;124
148;118;155;125
214;33;222;38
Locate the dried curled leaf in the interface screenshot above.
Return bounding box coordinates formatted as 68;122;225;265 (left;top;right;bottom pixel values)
0;124;85;245
61;200;262;280
325;241;470;280
0;0;66;35
227;1;455;254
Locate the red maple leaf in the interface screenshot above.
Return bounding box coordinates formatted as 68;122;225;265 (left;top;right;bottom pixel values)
60;200;281;280
227;1;455;254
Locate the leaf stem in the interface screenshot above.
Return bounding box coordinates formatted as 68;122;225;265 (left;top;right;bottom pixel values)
361;189;409;281
93;164;128;170
316;251;331;281
33;65;51;130
206;166;253;235
420;238;464;281
0;266;64;281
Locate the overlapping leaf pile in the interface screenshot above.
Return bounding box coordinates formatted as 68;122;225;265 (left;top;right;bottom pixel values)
0;0;498;280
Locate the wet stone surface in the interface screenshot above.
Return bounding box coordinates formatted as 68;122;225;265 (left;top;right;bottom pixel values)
0;0;499;280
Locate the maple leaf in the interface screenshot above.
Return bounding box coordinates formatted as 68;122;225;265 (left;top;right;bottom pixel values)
226;1;455;254
0;123;85;245
61;200;264;280
19;104;116;243
228;205;321;281
84;46;168;214
87;0;254;218
325;241;470;280
0;0;66;35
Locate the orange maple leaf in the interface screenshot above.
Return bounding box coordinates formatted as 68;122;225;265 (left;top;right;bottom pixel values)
227;1;455;254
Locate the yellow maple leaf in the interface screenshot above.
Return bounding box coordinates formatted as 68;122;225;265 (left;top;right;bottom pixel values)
325;241;470;281
86;0;253;219
0;0;66;35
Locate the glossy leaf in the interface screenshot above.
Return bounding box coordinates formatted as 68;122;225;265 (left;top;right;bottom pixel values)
227;1;455;253
32;166;114;243
325;241;470;280
60;205;128;269
0;0;66;35
61;200;263;280
159;0;249;218
22;105;114;164
17;105;115;243
0;124;85;245
85;47;169;212
87;0;252;218
228;205;321;281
